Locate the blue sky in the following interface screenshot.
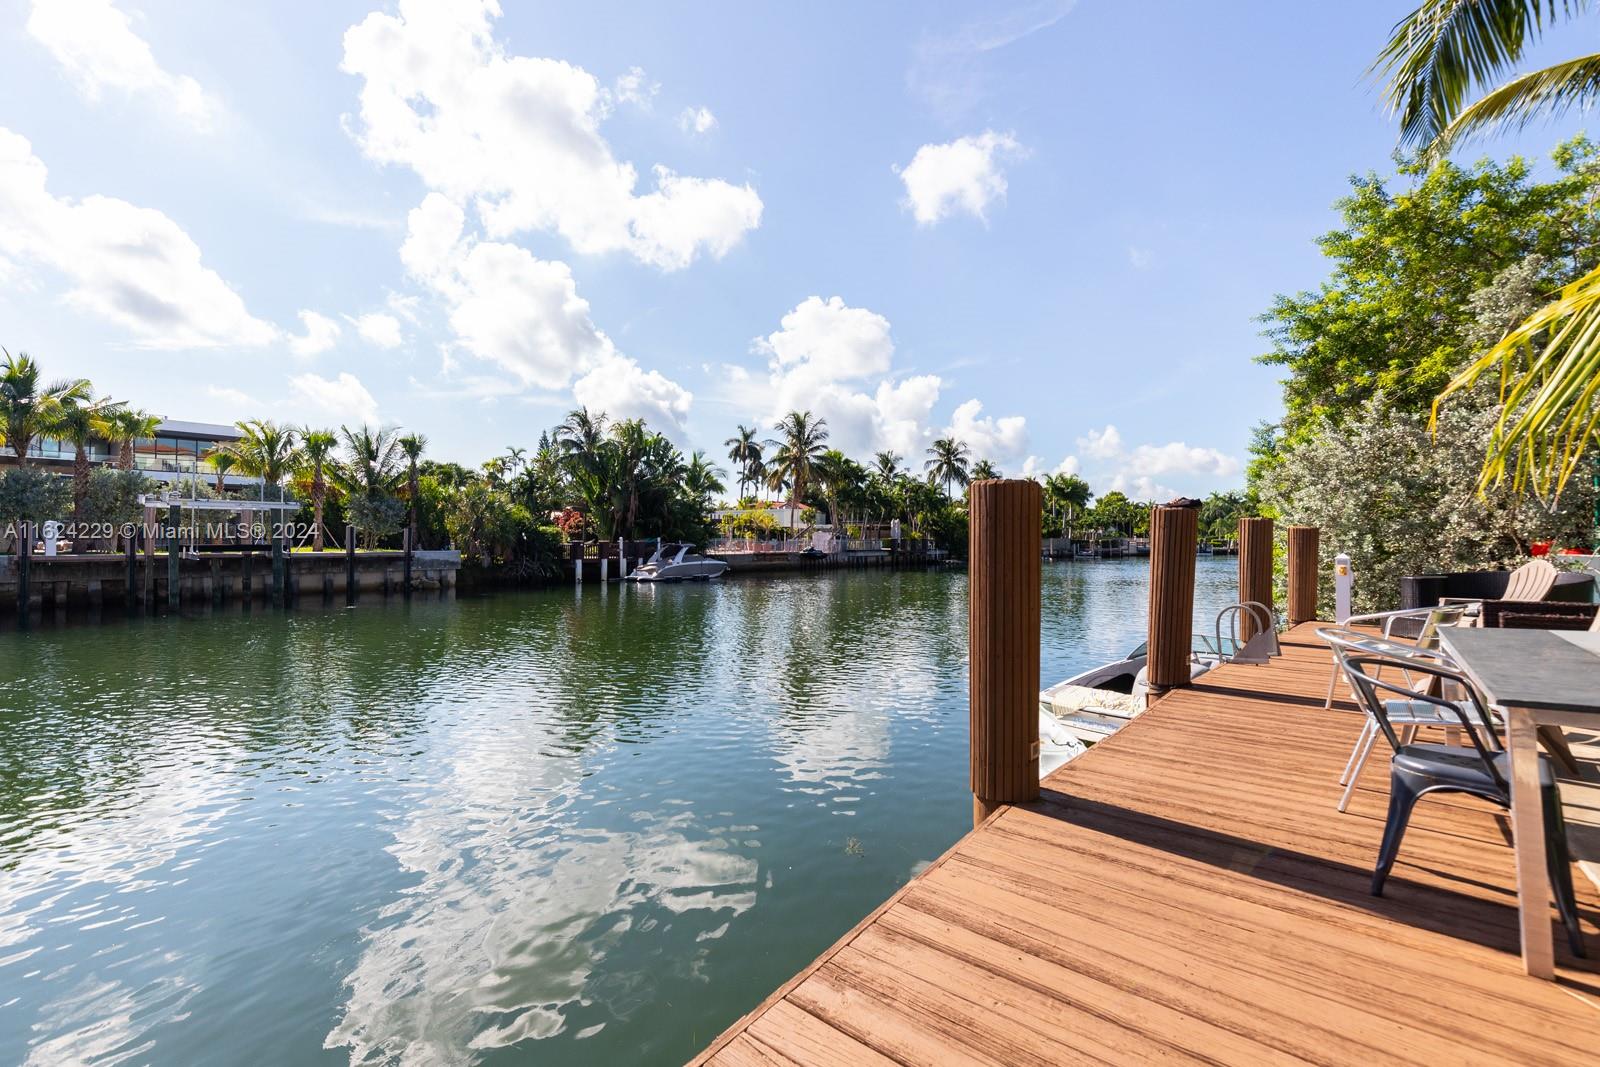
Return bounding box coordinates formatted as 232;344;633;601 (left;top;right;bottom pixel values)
0;0;1589;497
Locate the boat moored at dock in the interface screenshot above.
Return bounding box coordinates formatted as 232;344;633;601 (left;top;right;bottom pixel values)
626;542;730;582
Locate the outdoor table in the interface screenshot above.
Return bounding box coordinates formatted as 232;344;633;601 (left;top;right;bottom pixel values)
1438;627;1600;978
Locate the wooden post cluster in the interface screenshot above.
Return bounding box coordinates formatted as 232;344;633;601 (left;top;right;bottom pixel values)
1287;525;1321;625
1237;517;1274;642
968;478;1041;827
1146;504;1199;702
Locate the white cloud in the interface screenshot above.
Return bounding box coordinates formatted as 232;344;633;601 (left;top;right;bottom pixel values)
27;0;217;129
1077;424;1122;459
947;398;1027;462
678;106;717;134
290;371;379;427
611;66;658;109
738;296;1021;464
0;128;274;348
204;385;258;413
351;312;403;348
341;0;761;270
1128;245;1151;269
289;310;341;358
1071;422;1241;498
1021;454;1080;479
897;130;1024;225
401;193;692;433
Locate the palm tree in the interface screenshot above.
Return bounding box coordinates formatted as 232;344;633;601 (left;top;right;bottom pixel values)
297;429;338;550
217;420;299;499
1043;473;1092;538
210;450;237;495
608;418;653;538
399;433;427;549
767;411;829;534
50;393;115;521
873;450;902;481
970;459;1000;481
103;407;162;470
338;424;404;497
1375;2;1600;495
502;444;526;473
924;437;972;498
0;351;92;466
684;450;727;507
725;425;762;500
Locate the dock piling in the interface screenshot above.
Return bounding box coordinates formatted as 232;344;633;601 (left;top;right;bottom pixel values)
968;478;1041;827
1237;516;1274;641
402;528;412;597
1146;503;1199;704
16;522;31;622
271;532;285;608
167;504;180;609
1287;525;1320;625
345;525;357;604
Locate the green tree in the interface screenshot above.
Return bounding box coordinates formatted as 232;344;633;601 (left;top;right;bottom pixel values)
0;352;92;467
215;420;299;500
399;433;427;548
767;411;829;533
725;425;762;500
336;425;404;548
49;392;115;522
1374;4;1600;495
924;436;972;498
1258;139;1600;448
969;459;1000;482
297;429;338;550
102;407;162;471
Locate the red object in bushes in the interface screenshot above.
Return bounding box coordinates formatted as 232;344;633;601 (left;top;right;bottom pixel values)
1530;541;1552;557
1560;546;1593;555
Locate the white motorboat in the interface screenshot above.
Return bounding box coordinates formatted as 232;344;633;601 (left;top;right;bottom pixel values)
627;542;730;582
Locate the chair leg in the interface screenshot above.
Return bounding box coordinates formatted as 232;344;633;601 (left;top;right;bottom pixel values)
1339;725;1381;813
1543;784;1587;959
1339;719;1373;786
1372;771;1422;896
1325;661;1340;710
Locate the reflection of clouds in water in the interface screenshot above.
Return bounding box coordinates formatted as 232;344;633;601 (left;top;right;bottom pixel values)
1;747;234;1065
326;716;757;1065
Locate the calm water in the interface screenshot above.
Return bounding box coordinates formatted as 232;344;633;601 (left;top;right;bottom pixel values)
0;558;1239;1066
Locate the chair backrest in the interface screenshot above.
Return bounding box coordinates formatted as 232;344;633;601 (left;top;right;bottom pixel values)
1340;655;1507;795
1388;605;1465;647
1318;623;1455;697
1503;557;1559;602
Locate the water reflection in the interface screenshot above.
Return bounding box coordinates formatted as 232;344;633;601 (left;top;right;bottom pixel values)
0;561;1241;1066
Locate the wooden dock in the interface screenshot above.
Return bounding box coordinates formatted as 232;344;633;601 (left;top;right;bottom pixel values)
692;623;1600;1065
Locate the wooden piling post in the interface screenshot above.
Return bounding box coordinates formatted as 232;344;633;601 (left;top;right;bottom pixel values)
16;522;31;620
125;533;138;613
1237;517;1274;642
1287;525;1321;625
167;504;180;609
402;528;413;597
968;478;1041;827
142;505;155;609
1146;504;1199;703
271;531;285;608
345;524;357;603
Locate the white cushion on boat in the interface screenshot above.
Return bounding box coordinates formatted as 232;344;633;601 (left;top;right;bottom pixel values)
1041;684;1143;718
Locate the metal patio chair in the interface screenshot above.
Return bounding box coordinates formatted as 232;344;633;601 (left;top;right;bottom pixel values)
1340;654;1585;957
1318;626;1468;812
1321;605;1465;712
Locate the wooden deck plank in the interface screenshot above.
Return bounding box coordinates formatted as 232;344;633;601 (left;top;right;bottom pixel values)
693;623;1600;1066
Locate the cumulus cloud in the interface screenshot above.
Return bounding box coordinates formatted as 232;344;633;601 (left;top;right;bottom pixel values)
290;371;379;427
678;106;716;134
897;130;1024;225
289;310;341;357
0;128;274;348
947;398;1027;463
341;0;761;270
401;193;692;433
610;66;658;109
351;312;403;348
1071;423;1241;497
1021;454;1081;479
739;296;1023;461
1077;424;1122;459
27;0;217;129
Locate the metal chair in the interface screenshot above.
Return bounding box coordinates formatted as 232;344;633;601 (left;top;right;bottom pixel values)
1341;654;1585;957
1321;605;1464;711
1318;626;1468;812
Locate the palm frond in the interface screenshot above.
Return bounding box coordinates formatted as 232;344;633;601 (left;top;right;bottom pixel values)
1432;49;1600;152
1433;260;1600;497
1373;0;1584;150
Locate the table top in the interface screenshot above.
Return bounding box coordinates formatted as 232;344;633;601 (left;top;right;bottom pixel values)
1439;627;1600;712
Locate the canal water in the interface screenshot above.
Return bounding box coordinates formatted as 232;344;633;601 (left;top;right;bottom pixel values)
0;558;1240;1066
